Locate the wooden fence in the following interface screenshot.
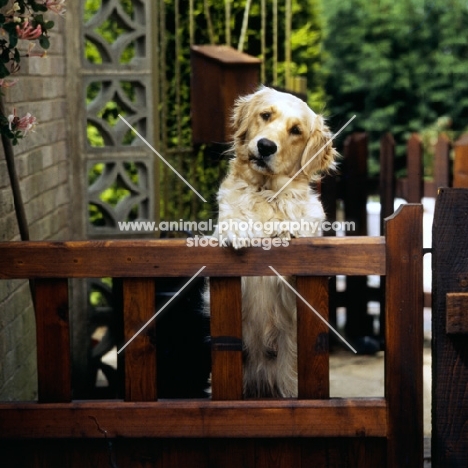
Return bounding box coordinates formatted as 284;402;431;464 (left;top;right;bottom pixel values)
322;131;468;345
0;204;423;467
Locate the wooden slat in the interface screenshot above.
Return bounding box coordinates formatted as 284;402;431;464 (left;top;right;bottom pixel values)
380;132;395;232
35;278;71;403
0;399;387;439
208;439;255;468
301;437;387;468
297;276;329;399
453;134;468;188
210;277;243;400
254;439;301;467
432;188;468;466
0;437;388;468
342;133;373;340
342;132;368;235
0;237;386;279
434;133;451;189
406;133;424;203
123;278;157;401
384;203;423;468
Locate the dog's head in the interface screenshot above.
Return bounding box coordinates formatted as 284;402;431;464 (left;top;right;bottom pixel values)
231;87;337;182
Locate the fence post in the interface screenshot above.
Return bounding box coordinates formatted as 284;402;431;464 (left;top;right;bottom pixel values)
123;278;157;401
406;133;423;203
380;132;395;234
297;276;329;399
434;134;451;189
35;278;72;403
342;133;373;339
432;187;468;466
210;277;243;400
385;204;423;468
453;134;468;188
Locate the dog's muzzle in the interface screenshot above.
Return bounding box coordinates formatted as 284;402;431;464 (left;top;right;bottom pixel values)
257;138;277;159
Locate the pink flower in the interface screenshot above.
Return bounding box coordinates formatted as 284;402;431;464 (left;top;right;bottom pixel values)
8;109;37;136
44;0;66;16
15;21;42;41
0;79;18;88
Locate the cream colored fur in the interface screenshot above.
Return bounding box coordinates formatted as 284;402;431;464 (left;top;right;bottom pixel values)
211;87;337;398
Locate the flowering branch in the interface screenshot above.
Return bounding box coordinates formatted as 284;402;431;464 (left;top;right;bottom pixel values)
0;0;65;144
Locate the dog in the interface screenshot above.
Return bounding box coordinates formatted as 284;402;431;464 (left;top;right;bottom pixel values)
211;86;337;398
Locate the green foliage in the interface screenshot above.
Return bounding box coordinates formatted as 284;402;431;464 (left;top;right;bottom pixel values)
0;0;61;145
84;0;135;64
419;116;454;179
158;0;326;221
322;0;468;176
88;162;140;226
84;0;326;224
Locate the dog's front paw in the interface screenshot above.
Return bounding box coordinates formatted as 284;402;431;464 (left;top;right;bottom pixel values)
277;230;292;242
222;230;252;249
217;219;263;249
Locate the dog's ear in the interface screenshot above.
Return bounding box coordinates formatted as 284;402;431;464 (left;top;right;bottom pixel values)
301;115;338;178
231;92;254;144
231;86;269;144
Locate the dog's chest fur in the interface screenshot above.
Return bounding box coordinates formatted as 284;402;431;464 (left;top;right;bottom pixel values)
217;174;325;238
216;175;325;398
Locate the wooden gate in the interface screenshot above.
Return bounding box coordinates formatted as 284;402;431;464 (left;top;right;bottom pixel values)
432;188;468;467
0;204;423;467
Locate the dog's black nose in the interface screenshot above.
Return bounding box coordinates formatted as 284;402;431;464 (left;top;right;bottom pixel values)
257;138;277;158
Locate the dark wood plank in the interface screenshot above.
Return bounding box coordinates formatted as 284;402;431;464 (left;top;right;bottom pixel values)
432;188;468;466
122;278;157;401
254;438;301;468
434;133;451;189
384;203;423;468
159;439;208;468
296;276;329;399
210;277;243;400
0;237;386;279
406;133;424;203
341;133;373;340
208;439;255;468
446;292;468;334
342;132;368;236
453;134;468;188
302;437;387;468
34;278;71;403
0;399;387;439
380;132;395;233
0;437;387;468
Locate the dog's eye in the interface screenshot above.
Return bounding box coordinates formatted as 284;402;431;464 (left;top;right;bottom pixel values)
290;125;302;135
260;112;271;121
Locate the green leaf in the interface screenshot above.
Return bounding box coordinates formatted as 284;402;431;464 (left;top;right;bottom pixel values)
0;48;11;63
0;61;9;79
30;0;47;12
8;33;18;49
39;36;50;50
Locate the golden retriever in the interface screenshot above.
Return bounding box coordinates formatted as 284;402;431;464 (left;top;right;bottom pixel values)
212;86;337;398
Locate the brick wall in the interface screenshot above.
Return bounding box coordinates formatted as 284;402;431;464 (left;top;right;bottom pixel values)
0;14;70;400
